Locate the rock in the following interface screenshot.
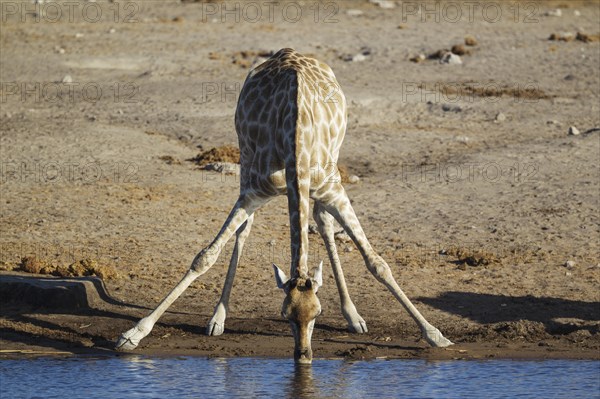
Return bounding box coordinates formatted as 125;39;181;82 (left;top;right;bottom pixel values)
564;260;576;269
465;35;478;46
352;53;367;62
451;44;468;55
346;9;364;16
568;126;580;136
341;47;371;63
410;54;426;63
442;104;462;113
369;0;396;9
495;112;506;122
549;32;575;42
204;162;239;174
576;32;600;43
574;10;581;17
108;28;116;34
439;52;462;65
544;9;562;17
75;33;84;38
62;75;73;83
547;120;560;125
335;231;352;243
348;175;360;184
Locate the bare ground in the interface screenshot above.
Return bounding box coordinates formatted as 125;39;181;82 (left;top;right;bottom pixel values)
0;1;599;360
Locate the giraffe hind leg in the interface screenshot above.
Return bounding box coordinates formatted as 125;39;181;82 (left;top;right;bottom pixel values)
207;214;254;336
319;187;453;347
313;202;367;333
116;195;266;351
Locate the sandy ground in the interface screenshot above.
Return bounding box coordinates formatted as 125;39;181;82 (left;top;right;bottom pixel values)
0;0;599;361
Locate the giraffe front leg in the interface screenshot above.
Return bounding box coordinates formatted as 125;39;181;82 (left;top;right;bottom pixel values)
320;188;453;348
313;202;367;334
116;195;263;351
116;270;200;350
207;215;254;336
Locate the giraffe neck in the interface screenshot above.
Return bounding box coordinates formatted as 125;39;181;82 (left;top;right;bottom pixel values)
286;70;310;278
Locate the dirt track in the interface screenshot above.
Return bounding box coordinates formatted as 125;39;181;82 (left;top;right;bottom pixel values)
0;1;599;360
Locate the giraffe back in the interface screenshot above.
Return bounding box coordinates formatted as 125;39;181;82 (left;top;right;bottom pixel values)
235;48;347;197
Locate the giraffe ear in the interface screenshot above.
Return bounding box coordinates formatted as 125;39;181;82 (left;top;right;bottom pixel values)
312;261;323;292
273;264;289;289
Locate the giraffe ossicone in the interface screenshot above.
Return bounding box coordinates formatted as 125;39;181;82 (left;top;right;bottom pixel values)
116;48;453;362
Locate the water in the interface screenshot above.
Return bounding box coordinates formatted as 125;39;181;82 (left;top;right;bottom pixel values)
1;356;598;399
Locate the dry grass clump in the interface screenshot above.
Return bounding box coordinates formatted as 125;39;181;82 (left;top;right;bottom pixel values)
337;164;352;184
445;247;499;267
548;32;600;43
464;35;478;46
17;257;118;280
576;32;600;43
189;145;241;167
429;82;553;100
158;155;181;165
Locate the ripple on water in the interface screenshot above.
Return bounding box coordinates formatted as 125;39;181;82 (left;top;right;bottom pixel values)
0;357;598;399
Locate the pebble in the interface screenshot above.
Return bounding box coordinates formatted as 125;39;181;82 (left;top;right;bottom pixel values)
442;104;462;113
565;260;576;269
75;33;84;38
547;120;560;125
346;9;364;16
62;75;73;83
352;53;367;62
204;162;239;174
369;0;396;9
495;112;506;122
568;126;580;135
544;9;562;17
451;44;467;56
439;52;462;65
108;28;116;34
465;35;478;46
348;175;360;184
574;10;581;17
335;231;352;243
410;54;426;63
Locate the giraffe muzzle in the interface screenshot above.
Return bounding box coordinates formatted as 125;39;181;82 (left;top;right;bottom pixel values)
295;348;313;364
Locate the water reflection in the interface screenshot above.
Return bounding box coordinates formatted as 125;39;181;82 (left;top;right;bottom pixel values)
287;365;315;399
0;356;598;399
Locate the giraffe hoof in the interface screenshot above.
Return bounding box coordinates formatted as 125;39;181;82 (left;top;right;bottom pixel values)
348;318;368;334
206;320;225;336
115;326;146;351
115;337;138;351
422;326;454;348
207;304;227;336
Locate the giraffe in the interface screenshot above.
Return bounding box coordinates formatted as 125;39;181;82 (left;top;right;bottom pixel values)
116;48;453;363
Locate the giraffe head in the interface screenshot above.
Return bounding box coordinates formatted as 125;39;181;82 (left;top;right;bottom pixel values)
273;261;323;364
